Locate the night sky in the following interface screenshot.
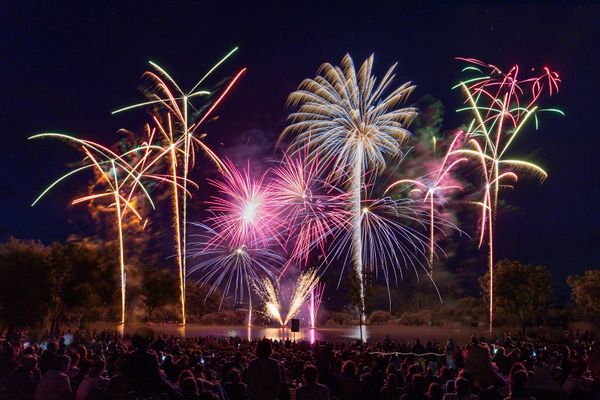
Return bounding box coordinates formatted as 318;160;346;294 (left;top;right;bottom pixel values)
2;2;599;295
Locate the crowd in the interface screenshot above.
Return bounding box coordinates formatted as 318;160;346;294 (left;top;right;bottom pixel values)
0;328;599;400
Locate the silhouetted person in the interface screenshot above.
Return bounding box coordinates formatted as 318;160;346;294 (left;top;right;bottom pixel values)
35;355;72;400
442;377;479;400
180;376;200;400
296;365;329;400
400;373;428;400
120;329;182;399
245;339;281;400
380;373;402;400
224;368;247;400
75;358;109;400
1;354;39;400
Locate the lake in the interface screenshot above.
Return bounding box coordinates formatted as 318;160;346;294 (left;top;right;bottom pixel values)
93;323;484;344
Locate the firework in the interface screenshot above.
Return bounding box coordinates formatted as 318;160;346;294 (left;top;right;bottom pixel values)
452;58;563;332
113;48;245;324
29;132;175;324
281;54;417;315
308;283;325;329
188;223;284;326
386;131;467;273
328;197;448;307
270;152;350;267
284;269;321;325
206;160;280;249
254;278;284;326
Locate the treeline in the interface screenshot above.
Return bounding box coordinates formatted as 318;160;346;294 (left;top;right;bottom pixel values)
0;239;247;332
0;238;598;331
352;260;600;329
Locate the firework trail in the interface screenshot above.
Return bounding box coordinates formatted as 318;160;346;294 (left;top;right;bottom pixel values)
281;54;417;316
188;223;284;326
452;58;563;332
113;48;245;324
29;132;178;324
254;278;284;326
386;131;467;273
309;283;325;329
284;269;321;325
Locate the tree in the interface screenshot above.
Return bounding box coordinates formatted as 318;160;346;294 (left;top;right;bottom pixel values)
480;259;553;330
185;283;223;323
568;270;600;321
0;239;51;330
142;268;179;321
46;241;117;334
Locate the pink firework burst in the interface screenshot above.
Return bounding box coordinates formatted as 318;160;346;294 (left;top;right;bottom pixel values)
206;160;280;249
270;152;351;266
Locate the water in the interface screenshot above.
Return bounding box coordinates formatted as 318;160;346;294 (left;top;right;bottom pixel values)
94;323;482;344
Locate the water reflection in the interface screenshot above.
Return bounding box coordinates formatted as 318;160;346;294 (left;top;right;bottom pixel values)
95;323;477;343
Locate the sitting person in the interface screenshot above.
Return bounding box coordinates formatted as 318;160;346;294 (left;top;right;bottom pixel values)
35;355;72;400
224;368;247;400
75;358;109;400
504;369;536;400
296;364;329;400
442;377;479;400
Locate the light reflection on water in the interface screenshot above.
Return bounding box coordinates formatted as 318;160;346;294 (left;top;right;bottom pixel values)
93;323;478;343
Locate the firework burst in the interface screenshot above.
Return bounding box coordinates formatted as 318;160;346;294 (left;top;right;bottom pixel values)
270;152;350;266
206;160;280;249
188;223;284;326
281;54;417;315
386;131;467;273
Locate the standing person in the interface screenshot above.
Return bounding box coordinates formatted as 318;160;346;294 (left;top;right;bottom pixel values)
245;339;282;400
296;365;329;400
380;373;403;400
446;339;457;370
505;369;536;400
119;330;182;399
1;354;39;400
463;337;496;391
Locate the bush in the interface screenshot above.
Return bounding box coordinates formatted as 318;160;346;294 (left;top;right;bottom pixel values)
199;310;246;325
368;310;393;324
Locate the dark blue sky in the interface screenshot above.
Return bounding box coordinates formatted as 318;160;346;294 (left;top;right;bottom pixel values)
1;2;599;294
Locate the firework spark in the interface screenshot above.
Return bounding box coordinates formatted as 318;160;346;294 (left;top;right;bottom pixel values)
254;278;284;326
281;54;417;315
284;269;321;325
